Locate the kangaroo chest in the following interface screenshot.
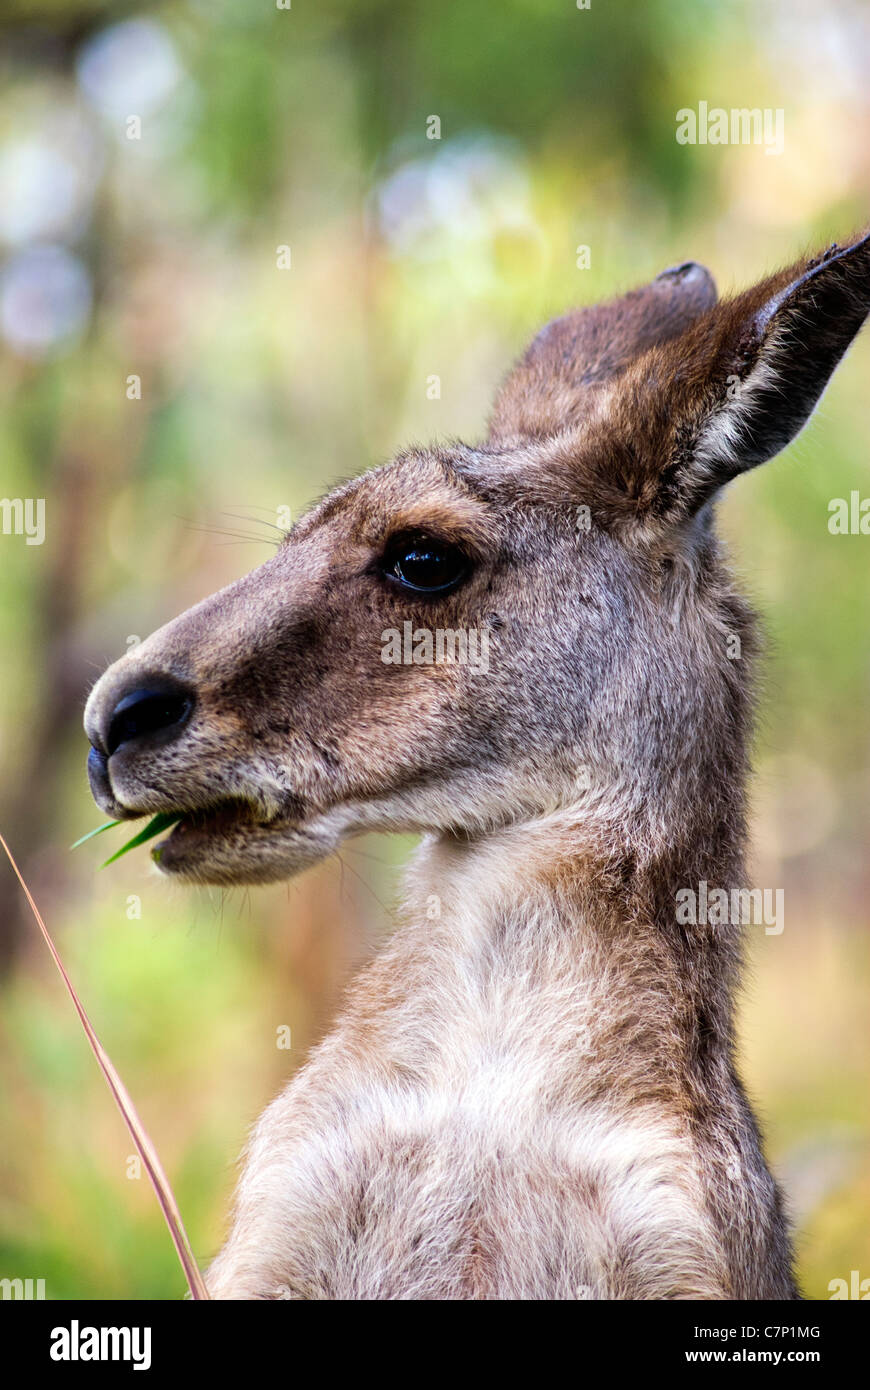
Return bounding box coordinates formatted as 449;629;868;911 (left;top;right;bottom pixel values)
264;1015;725;1299
211;904;776;1299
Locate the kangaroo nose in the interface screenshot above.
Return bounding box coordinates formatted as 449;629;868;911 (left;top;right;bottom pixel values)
105;683;193;756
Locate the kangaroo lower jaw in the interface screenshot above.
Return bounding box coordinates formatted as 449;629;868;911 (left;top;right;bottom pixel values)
141;797;337;885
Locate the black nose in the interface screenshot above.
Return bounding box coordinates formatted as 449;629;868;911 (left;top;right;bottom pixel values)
106;684;193;756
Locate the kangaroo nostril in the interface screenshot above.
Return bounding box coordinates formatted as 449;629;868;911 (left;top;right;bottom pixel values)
106;684;193;757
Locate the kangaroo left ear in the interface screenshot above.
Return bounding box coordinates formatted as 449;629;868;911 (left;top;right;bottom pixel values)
654;229;870;520
488;260;717;444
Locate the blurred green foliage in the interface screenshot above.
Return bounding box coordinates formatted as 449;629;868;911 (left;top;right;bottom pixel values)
0;0;867;1299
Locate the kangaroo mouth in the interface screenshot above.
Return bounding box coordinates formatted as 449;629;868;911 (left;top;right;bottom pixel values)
151;795;303;860
96;797;296;878
145;795;326;885
153;800;260;854
88;741;331;884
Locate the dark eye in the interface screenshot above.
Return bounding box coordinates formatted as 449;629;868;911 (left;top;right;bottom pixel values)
382;534;470;594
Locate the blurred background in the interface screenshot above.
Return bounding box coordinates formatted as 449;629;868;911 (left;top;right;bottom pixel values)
0;0;867;1299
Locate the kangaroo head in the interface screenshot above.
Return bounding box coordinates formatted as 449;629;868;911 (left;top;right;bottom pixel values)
84;233;870;885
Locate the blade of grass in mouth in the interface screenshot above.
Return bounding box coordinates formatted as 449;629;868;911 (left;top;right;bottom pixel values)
71;812;184;866
100;812;184;867
70;819;122;849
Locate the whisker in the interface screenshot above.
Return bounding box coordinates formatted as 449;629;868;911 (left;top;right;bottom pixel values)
175;520;283;547
220;510;288;535
333;850;392;916
340;843;404;866
224;504;288;517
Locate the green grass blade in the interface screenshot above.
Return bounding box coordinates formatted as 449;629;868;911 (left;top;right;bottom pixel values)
101;812;183;868
70;819;122;850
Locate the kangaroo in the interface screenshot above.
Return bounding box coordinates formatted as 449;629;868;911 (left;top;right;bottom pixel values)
83;231;870;1299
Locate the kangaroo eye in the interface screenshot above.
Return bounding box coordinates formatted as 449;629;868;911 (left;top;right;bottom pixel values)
382;534;470;594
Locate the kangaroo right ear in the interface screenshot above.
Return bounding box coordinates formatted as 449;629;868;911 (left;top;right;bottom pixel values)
651;229;870;521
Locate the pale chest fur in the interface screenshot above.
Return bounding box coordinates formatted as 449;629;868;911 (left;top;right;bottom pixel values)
207;839;733;1300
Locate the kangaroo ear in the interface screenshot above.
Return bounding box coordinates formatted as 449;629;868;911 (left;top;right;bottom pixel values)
654;229;870;520
488;261;717;443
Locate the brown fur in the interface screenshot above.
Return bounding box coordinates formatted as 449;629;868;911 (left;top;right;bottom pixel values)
83;230;870;1299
